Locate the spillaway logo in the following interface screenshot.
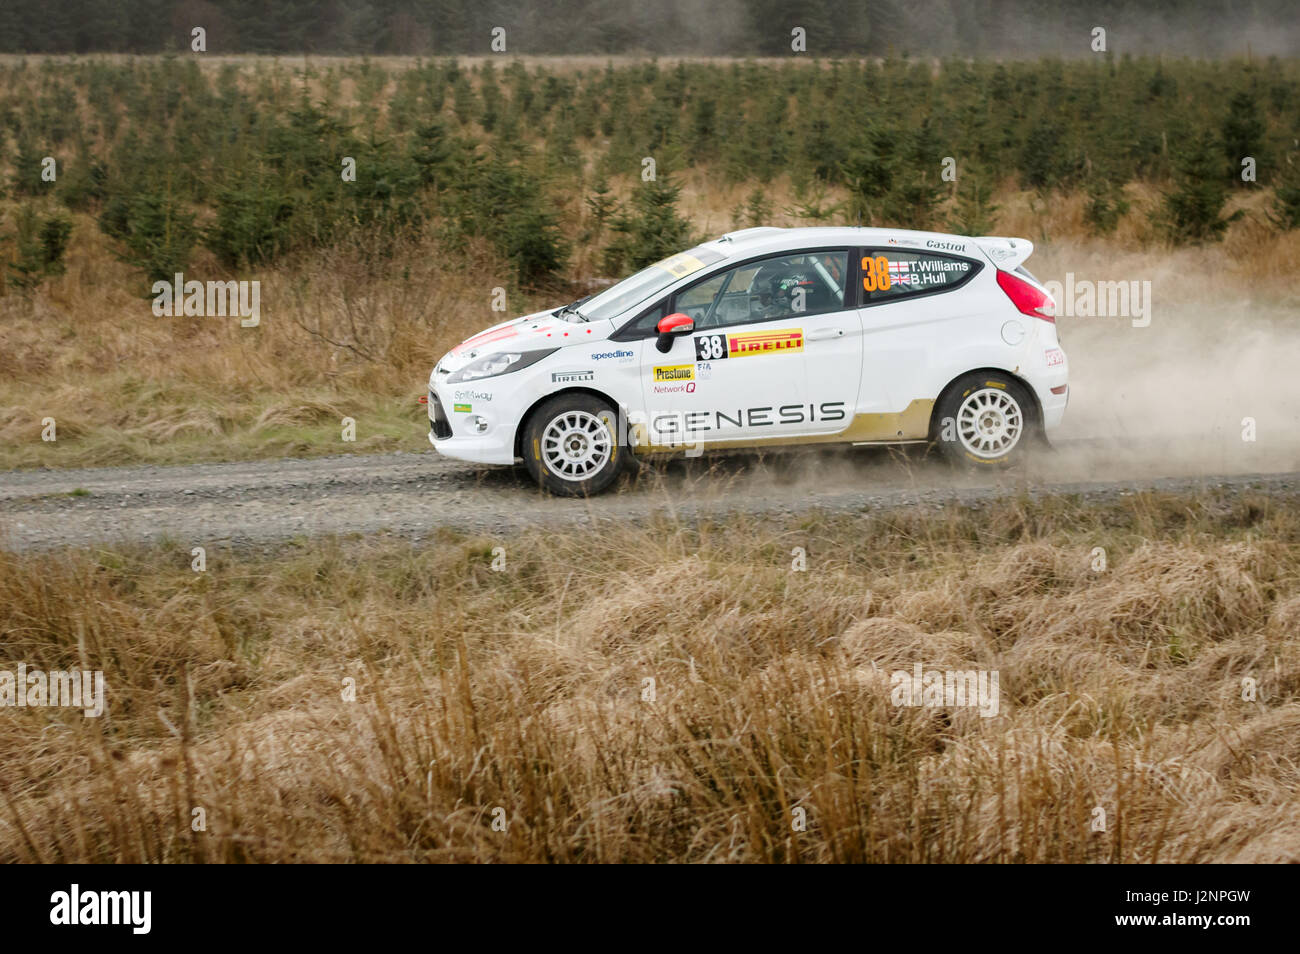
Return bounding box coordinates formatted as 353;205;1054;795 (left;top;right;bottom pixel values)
50;885;151;934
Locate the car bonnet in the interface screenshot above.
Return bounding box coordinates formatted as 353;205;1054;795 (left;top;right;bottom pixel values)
437;309;610;374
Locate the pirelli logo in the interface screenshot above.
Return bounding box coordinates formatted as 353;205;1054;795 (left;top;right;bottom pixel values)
729;328;803;357
694;328;804;362
653;364;695;382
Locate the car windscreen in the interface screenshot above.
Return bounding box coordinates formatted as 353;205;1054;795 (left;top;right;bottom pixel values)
581;246;728;322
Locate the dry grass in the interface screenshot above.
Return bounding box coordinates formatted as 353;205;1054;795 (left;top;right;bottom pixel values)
0;229;509;467
1;488;1297;862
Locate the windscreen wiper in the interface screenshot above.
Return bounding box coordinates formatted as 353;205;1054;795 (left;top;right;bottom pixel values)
556;295;593;322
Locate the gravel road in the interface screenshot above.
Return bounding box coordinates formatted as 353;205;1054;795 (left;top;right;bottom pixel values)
2;442;1298;551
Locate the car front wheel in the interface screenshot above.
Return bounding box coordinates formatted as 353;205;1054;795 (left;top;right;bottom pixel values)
522;394;624;496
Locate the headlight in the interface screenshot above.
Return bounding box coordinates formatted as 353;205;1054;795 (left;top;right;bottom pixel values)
446;348;557;383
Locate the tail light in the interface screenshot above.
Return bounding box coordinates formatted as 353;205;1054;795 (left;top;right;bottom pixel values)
996;270;1055;323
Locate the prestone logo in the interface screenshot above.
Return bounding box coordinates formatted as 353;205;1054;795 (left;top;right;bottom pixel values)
0;664;104;717
653;364;694;382
151;272;260;327
50;884;151;934
890;664;1000;717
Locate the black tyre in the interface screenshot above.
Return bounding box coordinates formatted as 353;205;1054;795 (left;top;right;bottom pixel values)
522;394;624;496
933;372;1036;466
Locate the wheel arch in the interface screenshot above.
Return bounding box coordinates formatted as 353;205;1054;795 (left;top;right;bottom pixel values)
512;387;624;459
929;367;1044;440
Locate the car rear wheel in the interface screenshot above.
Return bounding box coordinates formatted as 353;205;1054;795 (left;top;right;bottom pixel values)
934;372;1035;466
523;394;624;496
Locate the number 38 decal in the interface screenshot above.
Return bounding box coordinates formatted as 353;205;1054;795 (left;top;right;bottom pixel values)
694;333;728;361
862;255;892;292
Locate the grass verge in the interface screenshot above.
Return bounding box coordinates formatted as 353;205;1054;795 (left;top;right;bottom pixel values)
1;487;1298;862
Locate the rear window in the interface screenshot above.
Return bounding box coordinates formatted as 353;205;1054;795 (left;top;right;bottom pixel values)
858;249;980;304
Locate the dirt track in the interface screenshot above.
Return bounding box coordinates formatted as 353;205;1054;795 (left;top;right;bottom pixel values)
2;439;1298;551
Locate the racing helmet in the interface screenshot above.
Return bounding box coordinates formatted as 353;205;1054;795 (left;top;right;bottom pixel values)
751;261;814;312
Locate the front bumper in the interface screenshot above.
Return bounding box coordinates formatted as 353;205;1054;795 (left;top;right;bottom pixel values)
427;386;518;465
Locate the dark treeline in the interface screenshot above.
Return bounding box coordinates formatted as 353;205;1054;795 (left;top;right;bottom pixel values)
0;0;1297;57
2;56;1299;293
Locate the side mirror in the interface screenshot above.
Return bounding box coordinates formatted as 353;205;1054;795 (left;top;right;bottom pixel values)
655;312;695;353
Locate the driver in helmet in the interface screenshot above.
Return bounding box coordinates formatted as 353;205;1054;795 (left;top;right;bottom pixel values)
751;262;815;320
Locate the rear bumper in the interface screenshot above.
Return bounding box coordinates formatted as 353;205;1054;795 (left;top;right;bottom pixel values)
1038;383;1068;434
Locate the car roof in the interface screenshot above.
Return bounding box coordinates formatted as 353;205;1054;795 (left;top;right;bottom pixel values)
698;226;1030;268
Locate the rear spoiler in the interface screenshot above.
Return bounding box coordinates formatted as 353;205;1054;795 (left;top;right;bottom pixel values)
971;236;1034;270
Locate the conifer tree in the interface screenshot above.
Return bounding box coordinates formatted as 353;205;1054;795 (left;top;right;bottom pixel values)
1156;132;1239;243
603;174;694;273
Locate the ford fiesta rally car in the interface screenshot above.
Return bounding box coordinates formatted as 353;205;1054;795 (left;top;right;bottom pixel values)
428;227;1067;496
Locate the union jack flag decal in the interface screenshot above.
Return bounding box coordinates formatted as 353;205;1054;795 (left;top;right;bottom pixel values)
887;261;913;285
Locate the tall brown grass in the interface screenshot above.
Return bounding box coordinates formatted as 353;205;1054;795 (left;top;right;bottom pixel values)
1;488;1297;862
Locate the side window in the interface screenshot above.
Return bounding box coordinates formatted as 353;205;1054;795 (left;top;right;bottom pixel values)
675;271;731;327
677;249;851;331
620;300;667;339
859;249;979;304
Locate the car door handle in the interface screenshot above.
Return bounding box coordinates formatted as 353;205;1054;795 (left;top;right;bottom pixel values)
806;328;844;340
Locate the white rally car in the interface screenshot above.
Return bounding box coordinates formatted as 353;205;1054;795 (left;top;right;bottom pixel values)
428;227;1067;496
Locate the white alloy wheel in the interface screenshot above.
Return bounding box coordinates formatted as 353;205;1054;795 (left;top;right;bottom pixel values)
956;387;1024;459
541;409;613;481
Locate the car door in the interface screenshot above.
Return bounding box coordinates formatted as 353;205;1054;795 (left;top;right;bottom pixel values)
790;249;862;434
642;248;861;446
855;246;984;421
